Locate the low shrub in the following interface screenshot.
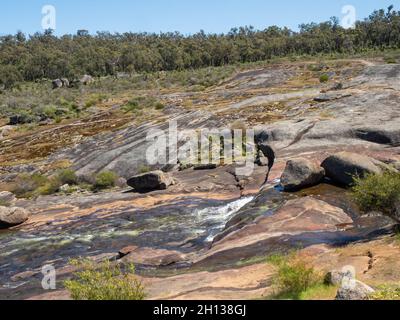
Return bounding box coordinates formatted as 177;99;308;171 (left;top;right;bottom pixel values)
64;259;146;300
352;171;400;216
384;57;398;64
268;253;323;299
369;285;400;300
319;74;329;83
57;169;78;185
12;173;48;198
93;171;118;190
36;177;62;196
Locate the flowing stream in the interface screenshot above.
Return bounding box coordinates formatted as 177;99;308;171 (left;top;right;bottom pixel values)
0;195;255;299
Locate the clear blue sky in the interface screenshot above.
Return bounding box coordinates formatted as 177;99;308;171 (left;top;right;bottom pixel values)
0;0;398;36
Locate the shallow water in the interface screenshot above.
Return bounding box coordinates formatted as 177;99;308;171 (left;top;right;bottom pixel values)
0;194;255;299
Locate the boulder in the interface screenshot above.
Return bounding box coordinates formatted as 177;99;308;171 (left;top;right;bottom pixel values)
0;206;29;229
52;79;63;89
335;280;375;300
127;171;173;192
0;191;16;204
280;158;325;191
61;78;70;88
325;269;354;286
321;152;382;186
80;74;94;85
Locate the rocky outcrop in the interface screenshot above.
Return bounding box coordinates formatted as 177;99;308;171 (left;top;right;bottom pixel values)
325;269;354;286
335;280;375;300
321;152;382;186
52;79;63;89
280;158;325;191
80;74;94;85
61;78;69;88
52;78;69;89
0;191;16;204
0;206;29;228
195;197;354;266
127;171;174;192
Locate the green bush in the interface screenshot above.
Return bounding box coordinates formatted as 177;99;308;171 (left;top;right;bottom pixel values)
12;170;79;198
93;171;118;190
154;102;165;110
268;253;322;299
12;173;48;198
57;169;78;185
369;285;400;300
138;165;151;174
122;100;140;113
352;171;400;216
384;57;398;64
319;74;329;83
36;177;62;196
64;259;146;300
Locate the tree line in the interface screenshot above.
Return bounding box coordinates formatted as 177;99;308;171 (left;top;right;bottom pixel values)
0;6;399;88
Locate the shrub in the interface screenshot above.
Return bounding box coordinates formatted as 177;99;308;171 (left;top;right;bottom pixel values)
12;173;48;198
64;259;145;300
384;57;397;64
57;169;78;185
138;165;151;174
268;253;322;299
0;65;23;89
36;177;62;196
154;102;165;110
369;285;400;300
319;74;329;83
352;171;400;216
122;100;140;113
12;170;78;198
93;171;118;190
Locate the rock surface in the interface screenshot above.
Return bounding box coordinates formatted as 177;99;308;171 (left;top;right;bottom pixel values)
127;170;174;192
280;158;325;191
195;197;354;266
0;191;16;204
0;207;29;228
120;247;186;267
321;152;382;186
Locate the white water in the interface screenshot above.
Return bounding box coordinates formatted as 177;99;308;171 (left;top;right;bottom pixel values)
194;196;254;242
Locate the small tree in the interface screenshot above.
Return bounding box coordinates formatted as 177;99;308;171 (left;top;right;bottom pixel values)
0;65;23;89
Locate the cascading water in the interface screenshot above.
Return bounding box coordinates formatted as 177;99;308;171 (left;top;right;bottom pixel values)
193;197;254;242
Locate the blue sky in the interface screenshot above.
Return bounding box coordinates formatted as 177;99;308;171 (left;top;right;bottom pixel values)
0;0;398;36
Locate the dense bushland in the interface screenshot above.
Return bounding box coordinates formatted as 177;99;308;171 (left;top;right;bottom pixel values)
0;6;400;89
